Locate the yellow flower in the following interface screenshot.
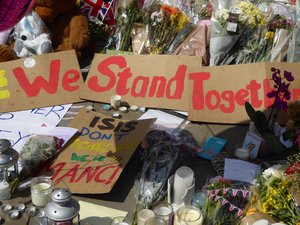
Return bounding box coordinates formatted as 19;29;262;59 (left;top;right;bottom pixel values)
265;31;274;40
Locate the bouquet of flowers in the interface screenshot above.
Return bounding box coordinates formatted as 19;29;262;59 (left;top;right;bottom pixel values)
143;1;191;54
253;163;300;224
201;176;252;225
11;135;64;192
209;0;266;66
102;0;144;52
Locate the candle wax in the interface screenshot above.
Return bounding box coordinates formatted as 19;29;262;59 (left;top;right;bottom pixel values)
31;182;51;207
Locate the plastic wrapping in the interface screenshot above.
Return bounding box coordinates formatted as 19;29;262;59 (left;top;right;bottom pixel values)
221;1;296;64
13;10;52;58
136;129;199;208
172;20;211;65
104;0;144;52
143;2;191;54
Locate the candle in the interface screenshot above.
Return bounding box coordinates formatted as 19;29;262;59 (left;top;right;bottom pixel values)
173;166;194;205
145;216;167;225
30;177;52;207
173;205;203;225
234;148;250;160
0;180;11;200
137;209;155;225
153;202;173;225
110;95;122;109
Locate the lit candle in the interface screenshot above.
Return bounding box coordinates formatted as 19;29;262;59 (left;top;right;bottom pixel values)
173;166;194;205
0;180;11;200
173;205;203;225
30;177;52;207
137;209;155;225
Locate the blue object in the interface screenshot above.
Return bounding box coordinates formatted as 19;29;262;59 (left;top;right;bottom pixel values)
198;136;227;160
102;104;112;111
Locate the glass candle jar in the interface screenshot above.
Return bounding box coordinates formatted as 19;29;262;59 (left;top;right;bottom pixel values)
145;216;167;225
153;202;173;225
173;205;204;225
30;176;53;207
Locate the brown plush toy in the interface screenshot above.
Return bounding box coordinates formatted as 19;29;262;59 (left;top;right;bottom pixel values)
34;0;91;58
0;44;18;62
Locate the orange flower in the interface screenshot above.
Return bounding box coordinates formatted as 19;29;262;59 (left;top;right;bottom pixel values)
170;6;180;15
162;4;172;14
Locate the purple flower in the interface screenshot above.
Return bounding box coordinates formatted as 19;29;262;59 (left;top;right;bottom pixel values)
284;90;291;100
267;90;277;98
284;70;294;81
275;99;288;110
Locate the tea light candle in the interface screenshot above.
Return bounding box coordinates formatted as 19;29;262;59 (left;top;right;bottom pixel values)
130;105;138;111
137;209;155;225
1;203;12;212
234;148;250;160
119;106;128;113
173;166;194;205
0;180;11;200
8;209;19;220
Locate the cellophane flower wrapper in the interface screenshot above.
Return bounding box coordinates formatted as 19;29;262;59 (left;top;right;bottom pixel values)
234;2;296;64
216;1;267;65
209;0;242;66
11;135;64;192
201;176;253;225
172;20;211;66
135;129;198;209
287;0;300;62
102;0;144;52
142;1;191;54
251;163;300;224
19;135;64;172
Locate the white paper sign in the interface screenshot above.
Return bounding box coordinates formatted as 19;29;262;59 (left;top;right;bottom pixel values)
224;158;261;184
0;104;72;127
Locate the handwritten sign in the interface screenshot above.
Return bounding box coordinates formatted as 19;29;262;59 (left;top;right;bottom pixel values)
188;62;300;123
0;104;71;127
0;50;83;112
80;54;202;111
45;109;155;194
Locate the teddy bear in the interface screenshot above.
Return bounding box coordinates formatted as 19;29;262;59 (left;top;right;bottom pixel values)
33;0;91;58
0;44;18;62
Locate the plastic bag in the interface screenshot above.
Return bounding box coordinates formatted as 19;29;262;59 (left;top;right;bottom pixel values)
13;10;52;58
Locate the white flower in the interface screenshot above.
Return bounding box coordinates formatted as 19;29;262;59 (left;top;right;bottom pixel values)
150;10;163;23
262;164;284;180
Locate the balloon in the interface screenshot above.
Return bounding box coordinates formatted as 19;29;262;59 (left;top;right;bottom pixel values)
0;0;36;32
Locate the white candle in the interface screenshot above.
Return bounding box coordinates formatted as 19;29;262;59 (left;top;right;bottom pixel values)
137;209;155;225
0;180;11;200
31;182;52;207
145;216;167;225
173;205;203;225
173;166;194;205
153;202;173;225
110;95;122;109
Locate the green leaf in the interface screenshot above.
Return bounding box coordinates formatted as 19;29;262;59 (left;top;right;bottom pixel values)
254;111;267;135
245;102;256;121
263;133;287;155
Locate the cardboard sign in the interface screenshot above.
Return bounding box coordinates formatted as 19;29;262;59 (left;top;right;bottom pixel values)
45;109;155;194
80;54;202;111
0;50;83;112
188;62;300;124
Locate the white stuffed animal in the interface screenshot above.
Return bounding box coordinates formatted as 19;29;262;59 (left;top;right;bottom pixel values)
13;10;52;58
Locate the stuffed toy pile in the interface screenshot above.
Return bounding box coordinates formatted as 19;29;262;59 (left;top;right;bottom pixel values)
0;0;91;62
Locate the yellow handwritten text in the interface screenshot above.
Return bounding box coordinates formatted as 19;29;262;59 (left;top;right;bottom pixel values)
0;70;10;100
